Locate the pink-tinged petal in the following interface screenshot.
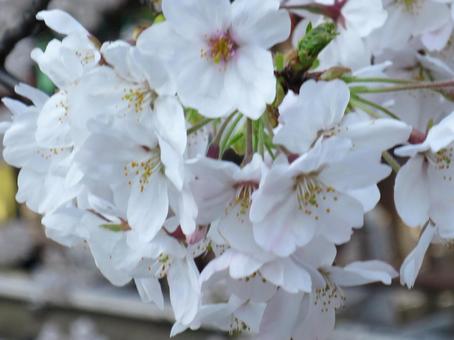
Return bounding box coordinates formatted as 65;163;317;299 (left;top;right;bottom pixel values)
400;225;436;288
394;156;430;227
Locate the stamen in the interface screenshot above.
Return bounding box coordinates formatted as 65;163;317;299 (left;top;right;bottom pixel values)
426;147;454;172
399;0;422;13
123;148;161;192
226;181;259;219
202;31;238;64
314;270;346;313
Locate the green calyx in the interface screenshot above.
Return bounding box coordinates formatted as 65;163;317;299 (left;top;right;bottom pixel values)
297;22;337;72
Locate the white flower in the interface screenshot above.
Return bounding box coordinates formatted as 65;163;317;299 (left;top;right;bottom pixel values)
137;0;291;119
394;112;454;287
275;80;412;155
257;257;397;340
250;137;391;256
76;110;194;242
369;0;452;52
2;84;78;214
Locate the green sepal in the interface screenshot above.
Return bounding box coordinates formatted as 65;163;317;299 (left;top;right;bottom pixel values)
101;224;124;232
297;22;337;72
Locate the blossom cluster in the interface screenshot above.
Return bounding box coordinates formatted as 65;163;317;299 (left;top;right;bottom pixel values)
2;0;454;338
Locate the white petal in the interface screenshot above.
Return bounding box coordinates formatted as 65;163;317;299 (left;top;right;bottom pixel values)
253;196;316;256
400;225;436;288
127;173;169;242
162;0;231;39
256;290;303;340
394;156;430;227
36;91;73;148
135;278;164;309
232;0;290;48
224;45;276;119
153;96;186;156
168;257;200;325
37;10;88;35
342;0;387;37
329;260;397;287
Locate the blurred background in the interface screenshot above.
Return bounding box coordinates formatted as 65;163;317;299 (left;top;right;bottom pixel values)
0;0;453;339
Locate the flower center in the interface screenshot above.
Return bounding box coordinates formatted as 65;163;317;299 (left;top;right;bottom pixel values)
208;32;237;64
294;174;323;209
122;85;156;115
426;146;454;172
123;148;161;192
399;0;421;13
315;270;346;313
294;174;338;220
231;181;259;216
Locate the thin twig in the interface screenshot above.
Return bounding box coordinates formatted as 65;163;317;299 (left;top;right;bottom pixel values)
0;68;20;92
351;79;454;94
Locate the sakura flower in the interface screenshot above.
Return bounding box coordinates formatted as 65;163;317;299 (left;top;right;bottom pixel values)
2;84;78;214
257;249;397;340
31;10;101;149
251;137;392;256
394;111;454;287
274;80;411;156
369;0;452;53
137;0;291;119
76;110;193;243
